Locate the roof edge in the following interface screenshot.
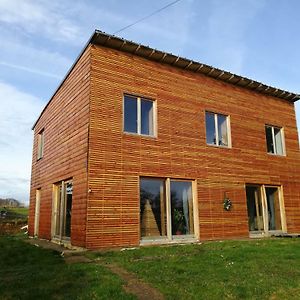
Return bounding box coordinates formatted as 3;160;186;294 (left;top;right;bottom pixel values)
32;29;300;130
32;30;96;130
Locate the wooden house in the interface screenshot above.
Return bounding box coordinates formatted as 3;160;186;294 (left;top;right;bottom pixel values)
29;30;300;249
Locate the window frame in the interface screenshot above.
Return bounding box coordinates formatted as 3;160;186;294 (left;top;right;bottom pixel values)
37;129;44;160
139;176;199;244
123;94;157;137
205;111;231;148
265;125;286;156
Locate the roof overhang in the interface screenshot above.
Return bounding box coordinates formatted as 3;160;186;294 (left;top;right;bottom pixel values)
32;29;300;129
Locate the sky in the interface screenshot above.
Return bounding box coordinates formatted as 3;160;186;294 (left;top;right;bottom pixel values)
0;0;299;205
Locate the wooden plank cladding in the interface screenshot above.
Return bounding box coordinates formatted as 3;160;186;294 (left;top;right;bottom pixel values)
29;32;300;250
87;44;300;249
28;46;91;247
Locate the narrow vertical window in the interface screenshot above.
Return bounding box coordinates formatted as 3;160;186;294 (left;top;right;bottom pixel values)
141;99;154;135
124;95;155;136
205;112;230;147
37;129;44;159
265;125;284;155
205;112;216;145
124;95;138;133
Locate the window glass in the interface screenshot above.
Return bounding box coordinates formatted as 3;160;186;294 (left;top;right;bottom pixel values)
205;112;216;145
218;114;228;146
37;130;44;159
170;181;194;236
124;95;137;133
140;178;166;239
265;126;274;153
141;99;154;135
274;127;283;155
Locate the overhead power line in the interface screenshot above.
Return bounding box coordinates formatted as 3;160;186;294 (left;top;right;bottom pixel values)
113;0;182;35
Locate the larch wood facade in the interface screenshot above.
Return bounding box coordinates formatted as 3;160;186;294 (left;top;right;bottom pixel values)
29;31;300;249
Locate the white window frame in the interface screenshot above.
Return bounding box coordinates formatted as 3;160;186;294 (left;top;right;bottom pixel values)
205;111;231;148
123;95;157;137
265;125;286;156
37;129;44;160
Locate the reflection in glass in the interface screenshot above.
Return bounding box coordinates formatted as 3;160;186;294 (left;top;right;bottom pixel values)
64;182;73;237
265;187;282;231
265;126;274;153
124;95;137;133
274;127;283;155
205;112;216;145
170;181;194;236
218;114;228;146
140;178;166;239
141;99;154;135
246;186;264;231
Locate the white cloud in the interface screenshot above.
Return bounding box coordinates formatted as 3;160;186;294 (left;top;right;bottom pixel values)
0;0;82;43
0;81;44;204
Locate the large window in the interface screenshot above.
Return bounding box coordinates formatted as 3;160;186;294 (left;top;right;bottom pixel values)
37;129;44;159
124;95;155;136
205;112;230;147
265;125;285;155
140;178;195;241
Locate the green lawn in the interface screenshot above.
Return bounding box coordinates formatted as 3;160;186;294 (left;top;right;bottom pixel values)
0;235;135;300
90;239;300;300
2;235;300;300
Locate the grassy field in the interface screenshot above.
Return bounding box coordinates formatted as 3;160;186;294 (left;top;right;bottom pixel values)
0;206;28;219
0;235;134;300
90;239;300;300
2;235;300;299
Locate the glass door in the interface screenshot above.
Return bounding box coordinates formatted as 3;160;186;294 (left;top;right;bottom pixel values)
245;185;284;235
246;186;264;232
52;180;73;241
140;177;196;242
170;180;194;237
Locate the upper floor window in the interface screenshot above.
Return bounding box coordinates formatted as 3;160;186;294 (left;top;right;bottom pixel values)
205;111;230;147
37;129;44;160
124;95;155;136
265;125;285;155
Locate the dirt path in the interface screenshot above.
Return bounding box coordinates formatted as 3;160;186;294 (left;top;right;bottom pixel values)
26;238;164;299
101;262;164;300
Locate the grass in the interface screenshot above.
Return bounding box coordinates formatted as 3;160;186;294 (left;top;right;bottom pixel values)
0;235;135;300
0;206;28;220
2;235;300;299
89;239;300;300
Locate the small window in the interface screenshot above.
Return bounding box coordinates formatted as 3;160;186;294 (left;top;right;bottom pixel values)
265;125;285;155
205;112;230;147
37;129;44;159
124;95;155;136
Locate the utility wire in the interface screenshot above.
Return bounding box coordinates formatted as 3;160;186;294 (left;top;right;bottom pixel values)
113;0;182;35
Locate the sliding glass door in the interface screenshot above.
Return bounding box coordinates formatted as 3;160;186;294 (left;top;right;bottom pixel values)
246;185;285;235
52;180;73;241
140;178;195;241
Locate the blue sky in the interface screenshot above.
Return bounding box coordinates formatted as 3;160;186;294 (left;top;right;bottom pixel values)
0;0;299;204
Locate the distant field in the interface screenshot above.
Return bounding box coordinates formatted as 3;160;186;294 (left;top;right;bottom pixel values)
0;207;28;234
0;207;28;219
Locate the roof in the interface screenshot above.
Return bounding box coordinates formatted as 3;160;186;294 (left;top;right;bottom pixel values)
32;29;300;129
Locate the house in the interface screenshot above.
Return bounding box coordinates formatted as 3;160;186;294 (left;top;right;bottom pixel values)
29;30;300;249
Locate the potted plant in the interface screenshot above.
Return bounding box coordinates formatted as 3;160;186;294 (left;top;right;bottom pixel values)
173;209;185;235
